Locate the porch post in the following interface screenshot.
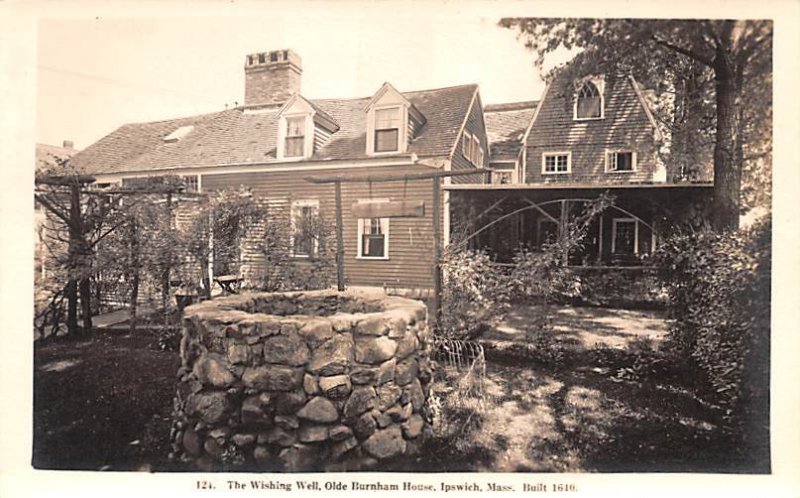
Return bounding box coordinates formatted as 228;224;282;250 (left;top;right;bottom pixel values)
432;177;442;328
559;199;569;265
334;180;346;291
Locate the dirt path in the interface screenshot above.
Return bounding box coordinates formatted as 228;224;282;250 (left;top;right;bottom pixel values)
492;304;669;349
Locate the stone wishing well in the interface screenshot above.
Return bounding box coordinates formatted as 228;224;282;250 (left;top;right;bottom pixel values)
170;289;433;471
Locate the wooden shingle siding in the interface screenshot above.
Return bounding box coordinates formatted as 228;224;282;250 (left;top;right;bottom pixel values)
451;91;489;185
525;75;660;184
200;164;440;289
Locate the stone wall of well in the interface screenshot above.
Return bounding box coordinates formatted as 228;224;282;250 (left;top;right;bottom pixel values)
170;289;433;471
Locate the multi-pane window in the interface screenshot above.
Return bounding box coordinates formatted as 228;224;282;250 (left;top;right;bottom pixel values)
462;132;484;167
180;175;199;192
356;209;389;259
284;116;306;158
607;151;635;172
360;218;387;258
575;81;602;119
291;200;318;257
374;108;401;152
612;219;638;255
543;153;570;174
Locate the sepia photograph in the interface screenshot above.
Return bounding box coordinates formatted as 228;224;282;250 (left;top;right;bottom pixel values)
2;1;798;495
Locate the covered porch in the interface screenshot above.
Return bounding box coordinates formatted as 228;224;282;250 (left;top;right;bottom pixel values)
447;183;713;266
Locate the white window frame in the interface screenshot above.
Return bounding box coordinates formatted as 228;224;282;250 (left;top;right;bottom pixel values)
356;199;390;260
573;78;605;121
462;131;471;159
179;174;201;192
541;151;572;175
277;113;314;161
369;105;404;155
491;170;515;185
611;217;639;255
605;150;637;173
290;199;319;258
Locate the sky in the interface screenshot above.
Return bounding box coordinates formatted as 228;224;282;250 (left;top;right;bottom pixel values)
36;5;563;150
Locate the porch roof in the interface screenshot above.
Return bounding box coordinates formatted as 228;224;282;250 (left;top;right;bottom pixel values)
444;182;713;191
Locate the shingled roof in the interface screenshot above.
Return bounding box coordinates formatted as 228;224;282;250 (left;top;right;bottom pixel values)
36;142;78;175
70;84;478;175
484;101;538;161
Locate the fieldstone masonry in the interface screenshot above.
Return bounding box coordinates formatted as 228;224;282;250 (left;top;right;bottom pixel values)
170;289;433;471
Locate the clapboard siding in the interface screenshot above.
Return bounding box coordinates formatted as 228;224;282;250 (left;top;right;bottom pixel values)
200;164;440;289
525;75;660;184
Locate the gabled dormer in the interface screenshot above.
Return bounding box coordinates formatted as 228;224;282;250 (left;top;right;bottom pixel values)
276;94;340;161
364;82;426;156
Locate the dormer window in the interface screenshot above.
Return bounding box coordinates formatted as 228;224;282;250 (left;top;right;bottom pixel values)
276;95;340;161
284;116;306;157
574;80;604;120
365;82;426;156
374;107;401;153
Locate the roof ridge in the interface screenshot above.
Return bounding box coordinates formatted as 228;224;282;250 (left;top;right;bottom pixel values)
122;108;235;127
310;83;478;105
402;82;478;95
485;101;539;112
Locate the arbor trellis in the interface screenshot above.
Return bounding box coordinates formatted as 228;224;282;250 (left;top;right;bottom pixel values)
34;173;263;337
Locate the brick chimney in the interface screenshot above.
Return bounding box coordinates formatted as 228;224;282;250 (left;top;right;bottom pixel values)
62;140;74;149
244;49;302;107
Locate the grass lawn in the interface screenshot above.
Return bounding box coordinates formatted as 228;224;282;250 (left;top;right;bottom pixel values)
32;304;769;472
394;304;769;473
33;330;180;470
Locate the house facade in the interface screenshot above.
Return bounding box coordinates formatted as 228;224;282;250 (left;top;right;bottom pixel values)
69;49;488;291
67;49;713;293
452;71;713;265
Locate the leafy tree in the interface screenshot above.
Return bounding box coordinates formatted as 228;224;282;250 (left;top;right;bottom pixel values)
179;188;267;299
35;170;128;336
500;18;772;230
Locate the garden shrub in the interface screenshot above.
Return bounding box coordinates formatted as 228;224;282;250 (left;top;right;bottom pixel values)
439;249;511;339
509;247;582;304
569;269;668;309
439;197;610;339
654;218;771;438
251;209;336;292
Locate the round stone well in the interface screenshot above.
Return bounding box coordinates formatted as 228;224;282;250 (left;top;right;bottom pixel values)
170;288;433;471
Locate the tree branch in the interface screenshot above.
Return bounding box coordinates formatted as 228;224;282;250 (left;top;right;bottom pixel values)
651;36;714;67
35;194;71;224
88;218;130;249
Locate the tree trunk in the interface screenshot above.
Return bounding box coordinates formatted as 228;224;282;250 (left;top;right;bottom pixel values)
79;275;92;333
129;220;140;334
200;257;212;300
162;192;173;320
65;279;78;335
66;184;81;336
712;48;742;231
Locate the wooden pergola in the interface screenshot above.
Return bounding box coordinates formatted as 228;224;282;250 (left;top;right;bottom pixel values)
306;169;490;325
